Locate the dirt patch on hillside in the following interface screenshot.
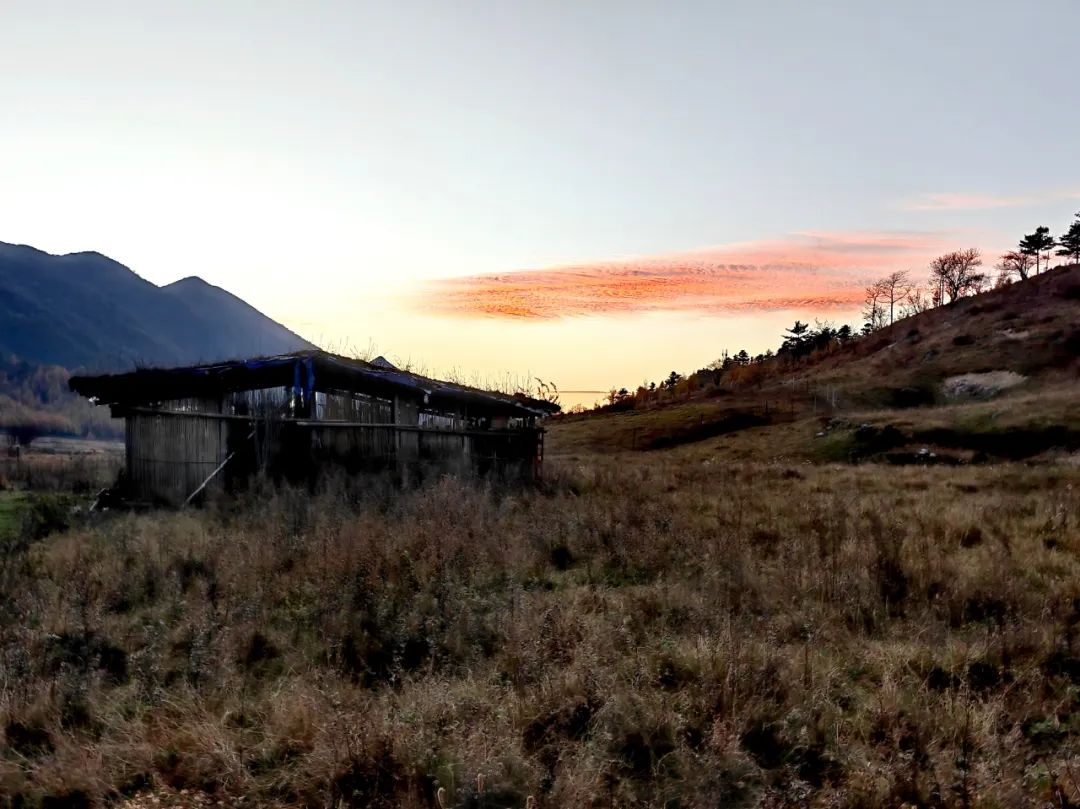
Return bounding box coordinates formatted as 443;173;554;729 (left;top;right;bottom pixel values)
998;328;1030;340
943;371;1025;399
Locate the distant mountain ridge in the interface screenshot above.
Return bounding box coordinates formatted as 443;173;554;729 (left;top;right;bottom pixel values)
0;240;316;371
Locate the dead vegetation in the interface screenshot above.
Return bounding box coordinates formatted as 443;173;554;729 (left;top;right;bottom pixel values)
0;266;1076;807
0;444;122;495
2;459;1080;807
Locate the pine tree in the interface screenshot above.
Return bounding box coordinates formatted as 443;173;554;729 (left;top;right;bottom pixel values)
1019;226;1056;274
1056;213;1080;266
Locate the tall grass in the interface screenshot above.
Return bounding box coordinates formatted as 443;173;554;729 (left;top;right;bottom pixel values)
1;460;1078;807
0;452;122;494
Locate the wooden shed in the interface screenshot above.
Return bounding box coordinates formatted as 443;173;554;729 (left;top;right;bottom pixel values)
69;350;560;504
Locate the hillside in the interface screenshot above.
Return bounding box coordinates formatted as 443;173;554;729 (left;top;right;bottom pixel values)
0;356;123;440
549;264;1080;463
0;241;316;371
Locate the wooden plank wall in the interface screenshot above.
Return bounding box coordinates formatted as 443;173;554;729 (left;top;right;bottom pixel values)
319;390;393;422
126;409;228;504
304;426;539;478
309;424;397;464
227;387;292;417
123;392;543;501
394;396;420;460
166;396;223;413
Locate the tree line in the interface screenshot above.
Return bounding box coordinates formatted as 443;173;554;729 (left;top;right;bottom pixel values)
865;211;1080;329
0;355;122;445
596;210;1079;410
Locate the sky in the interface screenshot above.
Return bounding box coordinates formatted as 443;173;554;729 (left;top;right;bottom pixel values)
2;1;1078;406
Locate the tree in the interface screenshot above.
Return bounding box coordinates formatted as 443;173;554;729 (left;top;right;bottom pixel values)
1057;212;1080;266
996;250;1035;283
863;270;921;325
902;286;932;317
811;321;839;351
780;321;812;357
6;424;44;448
862;282;887;332
1019;226;1055;274
929;248;986;303
735;349;750;366
786;321;810;339
878;270;912;325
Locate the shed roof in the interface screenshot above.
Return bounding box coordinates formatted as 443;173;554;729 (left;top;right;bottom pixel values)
69;350;561;418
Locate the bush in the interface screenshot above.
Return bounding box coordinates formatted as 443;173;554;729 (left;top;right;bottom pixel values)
21;493;72;539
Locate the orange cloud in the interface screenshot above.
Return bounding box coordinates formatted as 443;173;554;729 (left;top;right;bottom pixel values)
419;230;952;320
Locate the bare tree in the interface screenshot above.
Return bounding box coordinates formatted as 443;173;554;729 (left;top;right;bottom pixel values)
862;281;887;331
996;251;1035;284
929;248;985;304
930;257;947;305
902;286;932;317
877;270;912;325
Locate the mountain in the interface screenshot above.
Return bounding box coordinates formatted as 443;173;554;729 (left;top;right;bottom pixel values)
0;241;316;371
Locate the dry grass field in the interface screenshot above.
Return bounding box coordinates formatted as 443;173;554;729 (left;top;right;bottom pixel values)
1;267;1076;807
0;440;123;496
2;454;1080;808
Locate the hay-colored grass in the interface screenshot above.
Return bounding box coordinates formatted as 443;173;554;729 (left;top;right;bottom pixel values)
1;458;1079;807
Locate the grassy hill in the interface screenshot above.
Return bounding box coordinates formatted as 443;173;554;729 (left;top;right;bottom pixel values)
549;264;1080;464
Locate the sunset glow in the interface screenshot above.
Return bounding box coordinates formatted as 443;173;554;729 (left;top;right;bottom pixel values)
420;231;954;320
2;2;1077;393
